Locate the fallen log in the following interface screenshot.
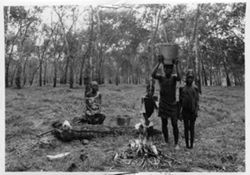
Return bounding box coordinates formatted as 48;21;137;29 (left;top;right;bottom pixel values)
52;128;117;142
50;120;161;142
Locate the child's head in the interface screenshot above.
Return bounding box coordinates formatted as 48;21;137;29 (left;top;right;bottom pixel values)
163;64;173;77
186;69;194;85
91;81;99;92
146;78;155;97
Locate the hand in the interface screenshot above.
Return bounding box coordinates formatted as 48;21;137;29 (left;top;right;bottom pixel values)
173;59;179;65
195;112;198;118
145;119;150;126
178;107;183;121
195;109;198;118
178;112;183;121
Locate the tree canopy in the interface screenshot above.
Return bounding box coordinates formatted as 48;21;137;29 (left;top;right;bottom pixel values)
4;3;245;88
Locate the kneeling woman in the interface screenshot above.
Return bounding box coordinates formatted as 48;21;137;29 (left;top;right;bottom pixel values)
83;81;105;125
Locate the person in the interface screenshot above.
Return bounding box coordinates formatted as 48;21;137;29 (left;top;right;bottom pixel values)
82;81;105;125
151;54;181;150
140;78;158;139
140;78;158;125
179;69;199;149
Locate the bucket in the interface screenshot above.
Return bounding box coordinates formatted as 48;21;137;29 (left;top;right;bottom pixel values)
156;43;178;65
116;115;131;126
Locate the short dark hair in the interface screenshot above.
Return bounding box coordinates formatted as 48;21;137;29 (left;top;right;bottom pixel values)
186;69;194;78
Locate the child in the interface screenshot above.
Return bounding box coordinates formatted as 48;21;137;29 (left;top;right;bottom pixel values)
140;78;158;139
179;70;199;149
83;81;105;125
141;78;158;125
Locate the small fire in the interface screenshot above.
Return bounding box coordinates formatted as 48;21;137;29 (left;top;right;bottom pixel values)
114;119;181;169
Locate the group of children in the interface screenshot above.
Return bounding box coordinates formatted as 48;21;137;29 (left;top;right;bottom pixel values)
83;54;200;149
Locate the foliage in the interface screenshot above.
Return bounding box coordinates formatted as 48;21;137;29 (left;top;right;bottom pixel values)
4;3;245;88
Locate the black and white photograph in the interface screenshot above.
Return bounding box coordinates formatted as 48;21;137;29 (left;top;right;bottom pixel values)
2;0;248;173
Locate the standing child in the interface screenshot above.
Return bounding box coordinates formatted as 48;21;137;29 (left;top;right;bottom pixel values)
141;78;158;125
140;78;158;139
179;70;199;149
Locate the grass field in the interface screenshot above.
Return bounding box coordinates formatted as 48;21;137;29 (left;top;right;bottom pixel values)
5;84;245;172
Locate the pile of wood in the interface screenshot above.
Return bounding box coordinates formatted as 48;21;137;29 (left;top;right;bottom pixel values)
114;139;181;169
114;137;181;169
114;120;181;169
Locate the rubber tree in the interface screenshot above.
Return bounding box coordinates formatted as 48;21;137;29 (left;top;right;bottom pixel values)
5;6;40;88
54;6;80;88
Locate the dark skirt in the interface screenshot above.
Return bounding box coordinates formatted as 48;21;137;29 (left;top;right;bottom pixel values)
158;102;178;119
82;113;106;125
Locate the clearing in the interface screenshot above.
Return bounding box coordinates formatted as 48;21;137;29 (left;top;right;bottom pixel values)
5;84;245;172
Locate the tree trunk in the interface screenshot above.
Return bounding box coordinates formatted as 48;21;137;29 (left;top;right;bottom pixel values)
115;70;120;86
22;57;28;86
109;79;112;84
5;62;10;88
11;65;17;86
225;73;231;86
217;68;222;86
5;10;21;88
233;72;239;86
79;67;83;86
79;54;86;86
209;72;212;86
43;60;47;85
145;55;150;83
201;58;208;86
29;66;39;86
237;74;243;86
192;5;201;71
147;7;162;82
222;59;231;87
5;37;19;88
96;7;103;85
97;49;104;84
63;56;69;84
15;61;22;89
209;62;213;86
53;53;61;87
84;6;94;87
53;61;57;87
188;5;201;69
69;56;74;88
194;35;201;93
29;71;35;86
39;59;43;87
15;20;34;88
